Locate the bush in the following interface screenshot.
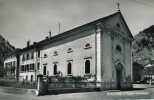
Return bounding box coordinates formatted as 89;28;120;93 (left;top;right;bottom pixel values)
12;82;37;89
0;78;16;86
48;76;87;82
0;78;37;89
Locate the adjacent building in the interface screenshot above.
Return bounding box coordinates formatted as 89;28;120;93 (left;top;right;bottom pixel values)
4;49;20;81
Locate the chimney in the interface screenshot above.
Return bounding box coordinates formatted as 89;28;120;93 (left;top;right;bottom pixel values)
49;31;51;38
27;41;30;47
46;36;49;39
27;39;30;47
59;22;60;34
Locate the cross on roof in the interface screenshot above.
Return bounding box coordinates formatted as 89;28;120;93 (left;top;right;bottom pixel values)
117;2;120;12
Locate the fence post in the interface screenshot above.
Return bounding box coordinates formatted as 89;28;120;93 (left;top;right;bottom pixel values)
35;74;45;96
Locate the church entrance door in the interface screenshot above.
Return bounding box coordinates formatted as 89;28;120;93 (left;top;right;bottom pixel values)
116;69;122;89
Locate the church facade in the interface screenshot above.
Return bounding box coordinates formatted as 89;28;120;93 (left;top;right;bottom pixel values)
18;11;133;89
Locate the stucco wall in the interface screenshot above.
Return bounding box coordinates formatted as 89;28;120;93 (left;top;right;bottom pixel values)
100;25;132;83
101;31;113;81
19;72;36;81
19;48;39;81
41;27;96;77
124;40;132;81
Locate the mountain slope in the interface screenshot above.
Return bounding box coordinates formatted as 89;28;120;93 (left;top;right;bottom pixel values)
132;25;154;66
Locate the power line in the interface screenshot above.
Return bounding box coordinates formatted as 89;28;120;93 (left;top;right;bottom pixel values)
130;0;154;8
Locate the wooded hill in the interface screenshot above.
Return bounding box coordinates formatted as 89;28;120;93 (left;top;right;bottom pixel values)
132;25;154;66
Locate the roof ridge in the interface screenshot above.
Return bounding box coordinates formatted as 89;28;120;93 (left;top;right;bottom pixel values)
21;11;121;51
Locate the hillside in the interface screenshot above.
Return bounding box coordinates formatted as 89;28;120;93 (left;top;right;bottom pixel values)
132;25;154;66
0;35;15;77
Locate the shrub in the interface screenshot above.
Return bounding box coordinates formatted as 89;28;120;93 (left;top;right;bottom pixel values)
0;78;37;89
48;76;87;83
0;78;16;86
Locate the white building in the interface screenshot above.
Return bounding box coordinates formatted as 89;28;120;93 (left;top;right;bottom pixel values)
18;11;133;89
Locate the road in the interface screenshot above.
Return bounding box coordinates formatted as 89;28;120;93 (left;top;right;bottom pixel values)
0;84;154;100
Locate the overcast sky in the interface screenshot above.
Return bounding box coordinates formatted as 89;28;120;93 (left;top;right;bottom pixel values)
0;0;154;48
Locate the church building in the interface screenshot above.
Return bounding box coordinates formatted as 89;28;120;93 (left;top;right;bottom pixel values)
19;10;133;90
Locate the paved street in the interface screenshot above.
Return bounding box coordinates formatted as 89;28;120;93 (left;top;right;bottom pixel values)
0;84;154;100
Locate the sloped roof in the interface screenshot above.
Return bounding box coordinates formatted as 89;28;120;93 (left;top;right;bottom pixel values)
20;11;133;52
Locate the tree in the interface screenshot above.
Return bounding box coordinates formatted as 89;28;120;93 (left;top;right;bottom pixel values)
133;62;144;83
141;66;154;85
132;25;154;66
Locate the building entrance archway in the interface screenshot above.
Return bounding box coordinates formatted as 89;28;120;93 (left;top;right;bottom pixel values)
116;69;122;89
115;60;123;89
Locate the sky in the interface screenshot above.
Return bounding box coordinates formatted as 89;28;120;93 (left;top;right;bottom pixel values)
0;0;154;48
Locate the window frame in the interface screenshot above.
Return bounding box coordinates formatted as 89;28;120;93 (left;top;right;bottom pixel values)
67;48;73;53
53;63;58;75
84;43;92;49
44;54;47;58
84;57;92;74
116;45;122;52
29;63;35;71
37;63;40;70
31;52;34;59
43;66;47;75
26;54;29;60
53;51;58;56
38;50;40;58
67;60;73;75
22;55;25;61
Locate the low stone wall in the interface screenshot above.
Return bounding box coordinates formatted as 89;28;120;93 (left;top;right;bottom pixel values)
0;81;133;95
100;82;117;90
99;82;133;90
121;82;133;90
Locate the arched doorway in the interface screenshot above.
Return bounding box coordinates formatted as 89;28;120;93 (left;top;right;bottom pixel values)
116;69;122;89
115;61;123;89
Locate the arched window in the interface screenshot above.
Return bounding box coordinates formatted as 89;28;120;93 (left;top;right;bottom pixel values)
44;54;47;58
43;66;46;75
67;48;73;53
67;62;72;74
54;51;58;56
54;64;57;75
85;43;91;49
85;60;90;74
116;45;121;52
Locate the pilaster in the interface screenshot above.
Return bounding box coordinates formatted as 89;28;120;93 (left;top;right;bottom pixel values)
122;37;126;81
96;22;102;82
110;31;115;81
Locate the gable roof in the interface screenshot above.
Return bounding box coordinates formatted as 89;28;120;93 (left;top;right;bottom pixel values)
20;11;133;52
103;12;134;39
